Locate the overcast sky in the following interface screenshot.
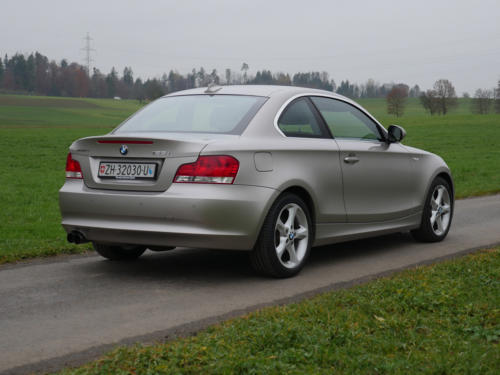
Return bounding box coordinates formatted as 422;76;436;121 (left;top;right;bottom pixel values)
1;0;499;94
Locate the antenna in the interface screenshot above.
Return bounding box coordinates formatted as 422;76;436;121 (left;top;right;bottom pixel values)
81;32;95;76
205;83;222;94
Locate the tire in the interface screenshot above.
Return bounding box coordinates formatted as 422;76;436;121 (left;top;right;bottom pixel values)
411;177;454;242
93;242;146;260
250;193;313;278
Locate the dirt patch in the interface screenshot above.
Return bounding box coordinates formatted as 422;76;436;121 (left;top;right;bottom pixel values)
0;96;100;109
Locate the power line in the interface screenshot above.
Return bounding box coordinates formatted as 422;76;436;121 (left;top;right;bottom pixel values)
81;32;95;76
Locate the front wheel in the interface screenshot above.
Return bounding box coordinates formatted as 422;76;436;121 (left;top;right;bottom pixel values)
411;177;454;242
93;242;146;260
250;193;312;278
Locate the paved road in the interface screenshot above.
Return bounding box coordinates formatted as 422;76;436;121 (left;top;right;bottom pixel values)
1;195;499;374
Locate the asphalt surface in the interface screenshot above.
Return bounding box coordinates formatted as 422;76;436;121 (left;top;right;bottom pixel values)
1;194;499;374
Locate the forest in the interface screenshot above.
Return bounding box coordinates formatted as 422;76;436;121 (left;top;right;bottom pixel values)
0;52;421;100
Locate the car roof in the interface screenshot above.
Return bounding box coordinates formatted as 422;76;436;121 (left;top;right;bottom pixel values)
161;85;383;138
164;84;349;100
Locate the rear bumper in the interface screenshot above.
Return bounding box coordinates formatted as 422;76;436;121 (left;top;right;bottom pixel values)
59;180;279;250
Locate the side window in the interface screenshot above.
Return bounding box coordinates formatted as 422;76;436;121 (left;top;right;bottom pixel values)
311;97;382;140
278;98;327;138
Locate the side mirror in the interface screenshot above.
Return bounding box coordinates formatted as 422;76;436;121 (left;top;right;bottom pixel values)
387;125;406;143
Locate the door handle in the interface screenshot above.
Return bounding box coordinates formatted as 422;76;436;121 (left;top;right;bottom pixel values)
343;156;359;164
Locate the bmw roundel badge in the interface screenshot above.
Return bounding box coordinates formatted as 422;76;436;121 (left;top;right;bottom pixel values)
119;144;128;155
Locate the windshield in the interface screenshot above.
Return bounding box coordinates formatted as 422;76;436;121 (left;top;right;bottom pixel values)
115;94;267;135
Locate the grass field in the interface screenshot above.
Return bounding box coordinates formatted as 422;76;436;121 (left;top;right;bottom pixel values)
56;248;499;374
0;95;142;262
0;94;499;263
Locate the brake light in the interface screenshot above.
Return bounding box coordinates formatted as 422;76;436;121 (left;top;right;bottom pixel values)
65;153;83;179
174;155;239;184
97;140;153;144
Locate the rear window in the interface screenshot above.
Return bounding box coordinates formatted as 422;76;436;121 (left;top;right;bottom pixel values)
115;95;266;135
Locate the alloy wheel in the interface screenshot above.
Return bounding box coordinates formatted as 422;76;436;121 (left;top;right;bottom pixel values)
274;203;309;269
429;185;451;236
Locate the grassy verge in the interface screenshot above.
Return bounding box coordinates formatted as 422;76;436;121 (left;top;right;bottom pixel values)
0;94;499;263
57;248;499;375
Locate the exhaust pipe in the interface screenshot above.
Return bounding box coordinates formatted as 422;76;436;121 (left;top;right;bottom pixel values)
67;230;88;244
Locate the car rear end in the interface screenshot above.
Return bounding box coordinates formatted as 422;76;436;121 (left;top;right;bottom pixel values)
59;93;278;250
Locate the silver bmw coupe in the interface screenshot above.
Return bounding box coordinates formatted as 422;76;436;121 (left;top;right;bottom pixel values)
59;85;454;277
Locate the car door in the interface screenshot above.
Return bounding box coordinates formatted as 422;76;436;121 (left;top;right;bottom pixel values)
310;96;415;223
275;97;346;223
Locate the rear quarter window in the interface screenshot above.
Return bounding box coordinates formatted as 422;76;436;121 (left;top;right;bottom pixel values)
278;98;328;138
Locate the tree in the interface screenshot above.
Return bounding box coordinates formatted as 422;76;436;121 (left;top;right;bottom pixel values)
60;62;83;97
336;80;359;98
133;78;144;102
34;52;50;94
10;54;28;90
123;67;134;86
225;68;231;85
0;57;3;84
167;70;188;93
106;67;118;97
196;67;214;86
160;73;168;91
26;54;36;92
143;78;164;100
419;79;457;115
209;69;220;85
74;65;89;97
241;62;249;83
433;79;458;115
409;84;420;98
420;91;439;115
292;72;334;91
250;70;274;84
275;72;291;86
387;86;408;117
90;68;107;98
47;60;61;96
471;89;493;114
495;80;500;114
363;78;378;98
185;69;196;89
330;79;337;92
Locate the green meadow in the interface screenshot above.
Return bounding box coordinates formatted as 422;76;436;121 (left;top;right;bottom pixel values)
0;95;142;262
0;94;499;263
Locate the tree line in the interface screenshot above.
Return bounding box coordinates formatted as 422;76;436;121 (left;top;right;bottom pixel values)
1;51;498;117
0;51;422;101
469;81;500;114
386;78;500;117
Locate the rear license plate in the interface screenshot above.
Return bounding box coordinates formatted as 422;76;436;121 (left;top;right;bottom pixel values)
98;162;157;180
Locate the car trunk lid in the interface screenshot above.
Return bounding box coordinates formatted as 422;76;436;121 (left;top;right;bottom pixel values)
69;133;214;191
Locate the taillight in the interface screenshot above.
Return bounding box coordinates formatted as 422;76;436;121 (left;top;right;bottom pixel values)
174;155;239;184
65;153;83;179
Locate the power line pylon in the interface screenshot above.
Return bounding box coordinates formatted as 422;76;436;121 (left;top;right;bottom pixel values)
81;32;95;76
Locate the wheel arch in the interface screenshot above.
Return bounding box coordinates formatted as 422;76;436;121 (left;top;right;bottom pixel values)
278;185;317;239
424;168;454;205
436;171;455;201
